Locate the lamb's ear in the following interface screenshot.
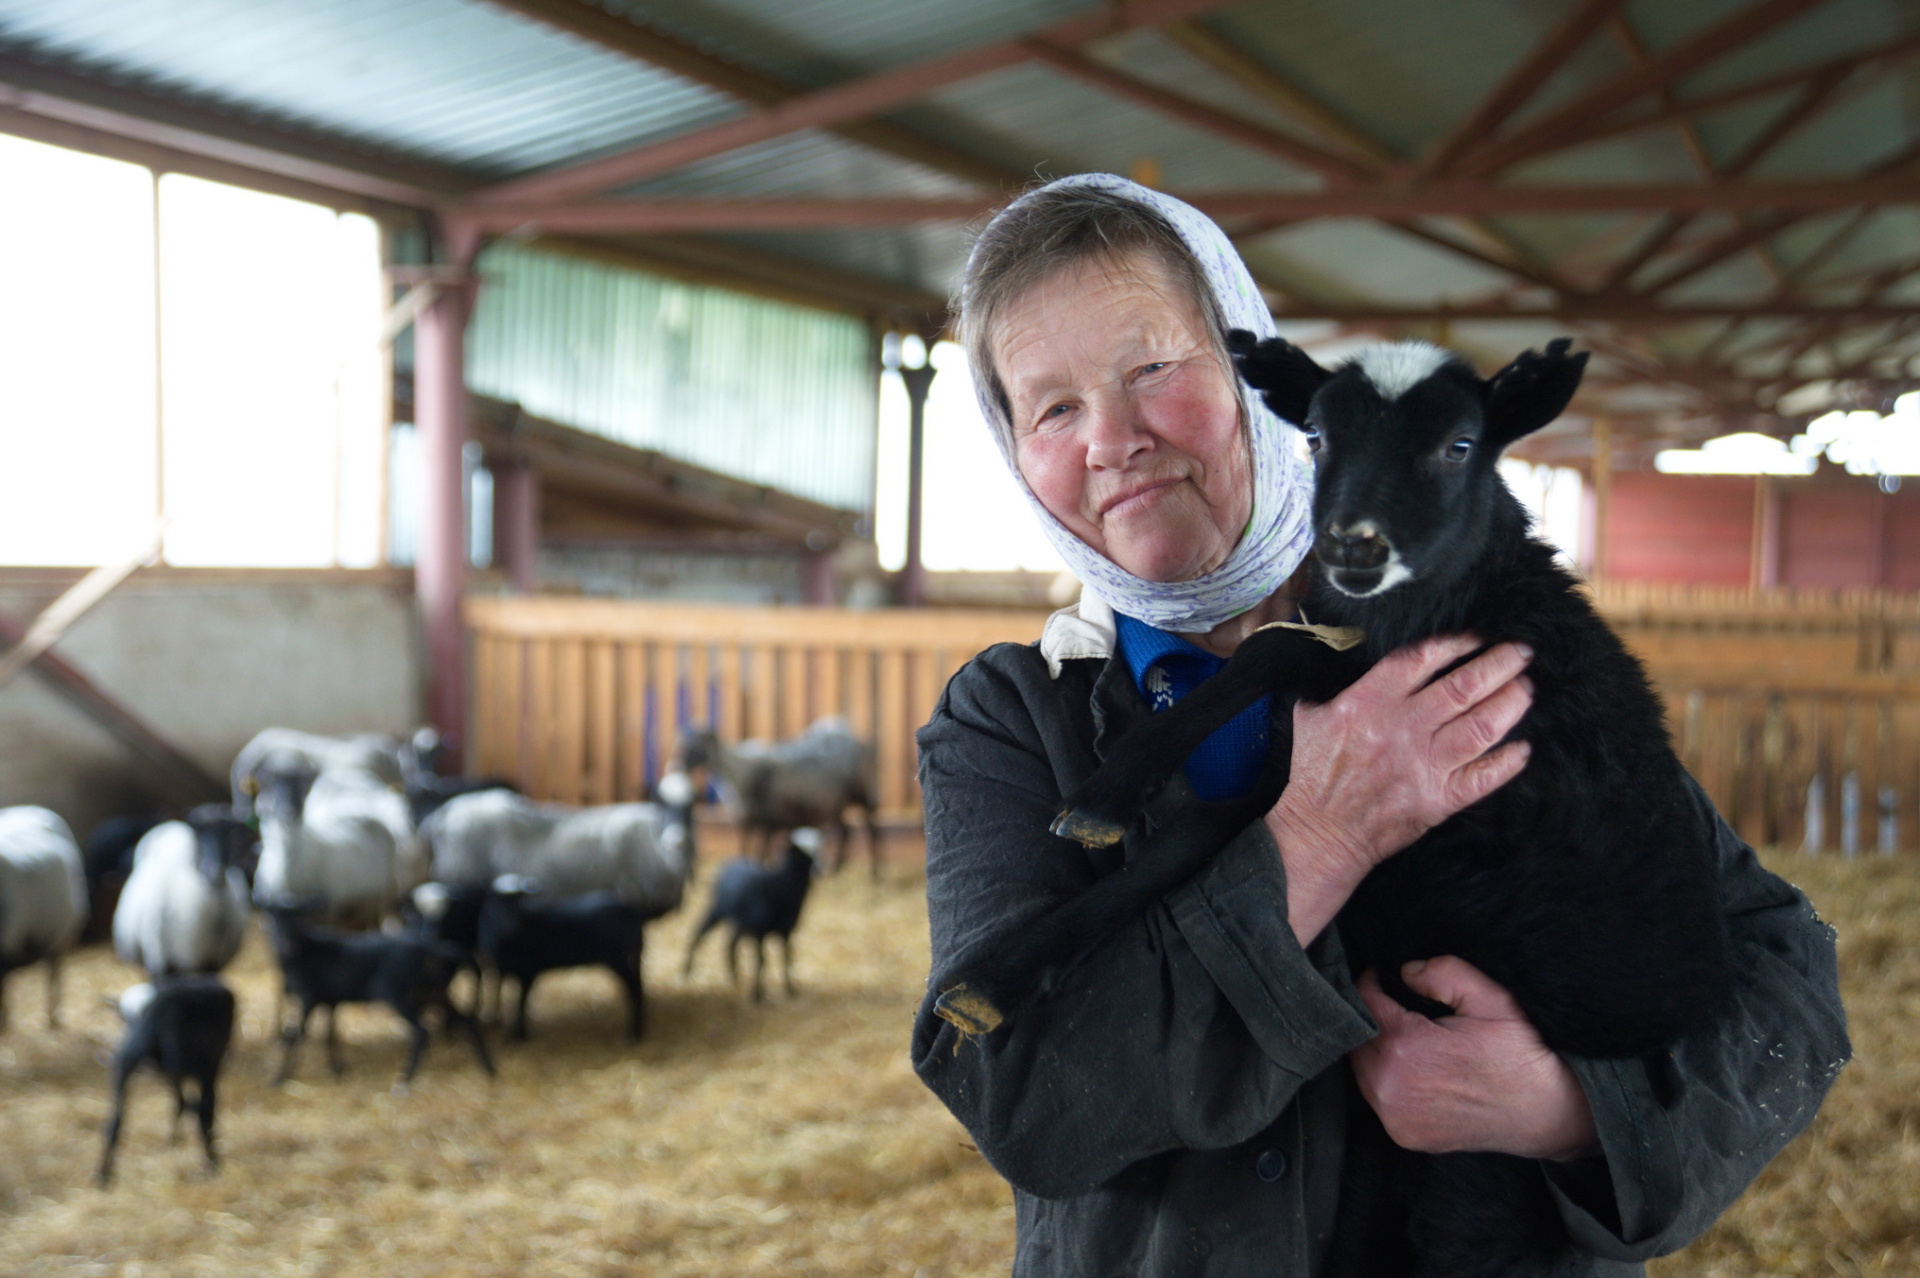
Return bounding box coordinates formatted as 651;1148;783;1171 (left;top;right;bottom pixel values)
1227;329;1331;426
1483;338;1589;448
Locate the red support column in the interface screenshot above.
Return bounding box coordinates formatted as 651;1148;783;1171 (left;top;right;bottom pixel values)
898;359;936;607
801;547;838;605
493;459;541;593
414;277;473;748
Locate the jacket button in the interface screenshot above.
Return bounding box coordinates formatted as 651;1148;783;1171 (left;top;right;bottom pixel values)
1255;1149;1288;1183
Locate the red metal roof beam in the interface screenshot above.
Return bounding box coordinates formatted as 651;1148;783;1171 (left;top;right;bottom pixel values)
451;177;1920;238
465;0;1244;209
1415;0;1628;182
1453;0;1836;180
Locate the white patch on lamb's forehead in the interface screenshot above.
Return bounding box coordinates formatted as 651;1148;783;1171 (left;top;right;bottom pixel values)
1350;341;1451;401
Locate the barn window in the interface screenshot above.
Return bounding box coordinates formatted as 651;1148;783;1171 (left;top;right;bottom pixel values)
0;135;386;569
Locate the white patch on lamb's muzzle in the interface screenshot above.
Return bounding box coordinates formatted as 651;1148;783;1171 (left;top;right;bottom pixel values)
1326;548;1414;598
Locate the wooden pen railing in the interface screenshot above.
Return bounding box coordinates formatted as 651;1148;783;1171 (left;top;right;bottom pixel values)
467;588;1920;849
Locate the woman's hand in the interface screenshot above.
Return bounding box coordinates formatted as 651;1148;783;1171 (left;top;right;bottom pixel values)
1351;957;1599;1162
1265;635;1534;944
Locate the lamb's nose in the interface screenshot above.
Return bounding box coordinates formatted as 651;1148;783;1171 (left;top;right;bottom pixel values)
1315;522;1391;570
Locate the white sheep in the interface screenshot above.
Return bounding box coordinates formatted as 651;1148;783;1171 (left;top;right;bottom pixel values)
0;805;88;1030
112;806;252;977
680;718;880;877
421;788;692;918
253;760;425;928
230;728;404;813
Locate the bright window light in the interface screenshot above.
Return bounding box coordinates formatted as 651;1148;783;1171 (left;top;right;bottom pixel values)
0;136;158;566
1792;397;1920;476
1654;432;1818;475
0;137;386;569
1498;460;1583;566
874;341;1066;574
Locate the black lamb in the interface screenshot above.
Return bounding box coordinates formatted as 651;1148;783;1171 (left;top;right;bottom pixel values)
478;879;651;1041
933;335;1731;1278
682;832;816;1001
98;976;235;1186
264;902;495;1087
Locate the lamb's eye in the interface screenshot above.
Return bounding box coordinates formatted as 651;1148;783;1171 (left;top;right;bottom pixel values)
1300;424;1323;454
1444;437;1473;462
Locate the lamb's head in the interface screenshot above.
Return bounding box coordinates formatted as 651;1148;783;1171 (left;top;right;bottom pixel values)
185;804;250;883
1228;332;1588;600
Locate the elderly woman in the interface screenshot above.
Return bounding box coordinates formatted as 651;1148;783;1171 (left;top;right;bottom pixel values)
911;174;1848;1277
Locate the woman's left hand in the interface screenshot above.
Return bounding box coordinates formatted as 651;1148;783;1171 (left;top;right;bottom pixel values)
1350;957;1600;1162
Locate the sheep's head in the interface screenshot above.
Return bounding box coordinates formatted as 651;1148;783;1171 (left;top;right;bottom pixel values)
186;804;250;882
1229;332;1587;599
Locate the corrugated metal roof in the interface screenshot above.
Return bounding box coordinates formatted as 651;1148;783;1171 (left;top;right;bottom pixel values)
0;0;744;172
465;243;877;513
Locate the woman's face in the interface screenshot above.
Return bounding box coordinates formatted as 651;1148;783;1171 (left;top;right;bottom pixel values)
993;251;1251;583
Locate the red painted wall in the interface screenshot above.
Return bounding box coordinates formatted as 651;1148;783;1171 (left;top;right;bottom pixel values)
1602;471;1920;588
1605;474;1753;584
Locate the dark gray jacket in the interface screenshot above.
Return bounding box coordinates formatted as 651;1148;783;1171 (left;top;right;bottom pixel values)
912;637;1849;1277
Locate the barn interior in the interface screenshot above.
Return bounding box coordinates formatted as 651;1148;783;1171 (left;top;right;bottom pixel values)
2;0;1919;1273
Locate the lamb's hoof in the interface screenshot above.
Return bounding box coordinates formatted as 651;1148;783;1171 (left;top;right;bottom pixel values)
933;985;1004;1037
1050;808;1127;848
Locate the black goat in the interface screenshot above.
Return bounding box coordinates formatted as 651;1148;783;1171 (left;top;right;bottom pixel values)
934;337;1731;1278
478;880;651;1041
683;834;816;1001
98;976;235;1186
263;903;494;1087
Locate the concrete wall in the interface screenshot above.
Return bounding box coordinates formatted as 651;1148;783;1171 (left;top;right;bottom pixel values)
0;570;422;839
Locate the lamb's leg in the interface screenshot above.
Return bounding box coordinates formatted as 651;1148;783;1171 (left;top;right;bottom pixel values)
936;754;1291;1036
397;1011;430;1086
169;1080;189;1143
324;1005;346;1076
512;975;536;1041
683;913;719;979
454;1004;496;1076
862;806;882;883
750;937;768;1003
1055;625;1355;847
779;933;797;998
725;930;742;988
97;1054;136;1186
276;1003;313;1085
196;1077;220;1171
44;955;62;1029
616;959;645;1041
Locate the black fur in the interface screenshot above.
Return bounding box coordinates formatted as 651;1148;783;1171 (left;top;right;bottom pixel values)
264;903;495;1086
935;335;1732;1277
478;886;650;1042
98;975;235;1186
683;836;816;1001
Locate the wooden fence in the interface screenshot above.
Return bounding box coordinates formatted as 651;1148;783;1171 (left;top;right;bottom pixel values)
466;597;1044;821
467;588;1920;850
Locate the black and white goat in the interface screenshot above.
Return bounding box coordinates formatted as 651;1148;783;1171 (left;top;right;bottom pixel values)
477;879;652;1041
680;719;880;878
683;831;817;1001
98;976;235;1186
113;806;252;977
934;337;1732;1278
263;902;494;1087
0;805;88;1031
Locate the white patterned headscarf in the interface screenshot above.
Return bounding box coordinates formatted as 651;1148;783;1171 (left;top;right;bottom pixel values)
967;174;1315;634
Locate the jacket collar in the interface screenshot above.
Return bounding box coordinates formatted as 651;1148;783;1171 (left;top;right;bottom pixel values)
1038;594;1117;678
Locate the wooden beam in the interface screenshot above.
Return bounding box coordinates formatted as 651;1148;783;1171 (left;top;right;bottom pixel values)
1022;39;1376;182
1276;300;1920;322
0;605;225;803
475;0;1023;190
466;0;1243;206
1417;0;1628;180
452;178;1920;236
1454;0;1835;179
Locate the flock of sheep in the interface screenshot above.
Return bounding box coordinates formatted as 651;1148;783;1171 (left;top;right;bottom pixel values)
0;716;879;1186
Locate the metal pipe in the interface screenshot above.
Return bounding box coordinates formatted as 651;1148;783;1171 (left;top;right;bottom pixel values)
413;276;472;747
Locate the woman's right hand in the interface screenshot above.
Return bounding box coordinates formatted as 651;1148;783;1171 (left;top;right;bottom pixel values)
1264;635;1534;946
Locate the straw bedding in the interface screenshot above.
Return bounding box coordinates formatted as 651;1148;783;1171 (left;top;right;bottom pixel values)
0;848;1910;1276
